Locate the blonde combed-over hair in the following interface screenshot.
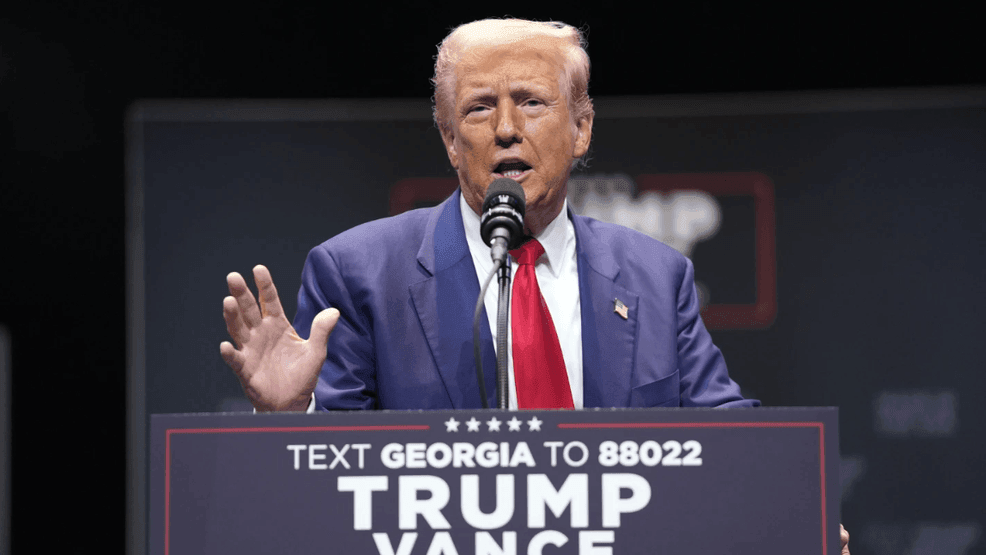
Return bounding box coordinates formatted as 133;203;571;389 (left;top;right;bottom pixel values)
432;18;594;134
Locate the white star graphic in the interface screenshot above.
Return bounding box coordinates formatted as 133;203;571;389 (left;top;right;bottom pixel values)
444;417;460;432
466;417;481;432
486;417;502;432
527;416;543;432
507;417;522;432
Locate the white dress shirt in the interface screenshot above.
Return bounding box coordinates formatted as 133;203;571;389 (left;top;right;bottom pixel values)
460;193;583;409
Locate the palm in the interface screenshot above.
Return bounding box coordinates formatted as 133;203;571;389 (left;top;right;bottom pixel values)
235;314;320;411
221;265;339;412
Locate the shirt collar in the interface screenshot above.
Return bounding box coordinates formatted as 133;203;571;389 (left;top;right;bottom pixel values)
460;190;572;278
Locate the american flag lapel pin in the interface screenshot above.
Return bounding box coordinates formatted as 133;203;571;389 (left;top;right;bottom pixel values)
613;298;629;320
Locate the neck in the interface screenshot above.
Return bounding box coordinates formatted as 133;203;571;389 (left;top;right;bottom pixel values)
523;200;565;237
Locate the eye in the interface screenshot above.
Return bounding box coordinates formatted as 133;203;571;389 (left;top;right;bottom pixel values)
523;99;544;107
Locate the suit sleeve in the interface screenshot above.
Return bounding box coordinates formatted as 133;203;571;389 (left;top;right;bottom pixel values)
294;245;378;410
676;257;760;408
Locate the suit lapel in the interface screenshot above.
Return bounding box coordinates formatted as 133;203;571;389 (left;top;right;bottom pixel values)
408;190;497;408
573;214;639;408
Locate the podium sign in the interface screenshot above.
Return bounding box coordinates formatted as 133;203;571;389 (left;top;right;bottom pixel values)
150;408;839;554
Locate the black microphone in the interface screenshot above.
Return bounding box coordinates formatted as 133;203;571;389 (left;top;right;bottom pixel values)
474;178;526;409
480;178;526;264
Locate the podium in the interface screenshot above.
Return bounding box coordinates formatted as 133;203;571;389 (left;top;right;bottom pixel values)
150;408;839;554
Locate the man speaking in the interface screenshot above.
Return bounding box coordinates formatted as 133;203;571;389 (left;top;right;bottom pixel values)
220;18;757;413
219;19;853;550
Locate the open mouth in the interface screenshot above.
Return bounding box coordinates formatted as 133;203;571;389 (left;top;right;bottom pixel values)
493;161;532;179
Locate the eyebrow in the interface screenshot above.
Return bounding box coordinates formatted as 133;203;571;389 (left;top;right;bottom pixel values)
458;88;496;106
458;82;557;107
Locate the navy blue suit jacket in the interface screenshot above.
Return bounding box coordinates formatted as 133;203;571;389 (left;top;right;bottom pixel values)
293;190;757;410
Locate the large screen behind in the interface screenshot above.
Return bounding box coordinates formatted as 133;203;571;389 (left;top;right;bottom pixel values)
128;88;986;554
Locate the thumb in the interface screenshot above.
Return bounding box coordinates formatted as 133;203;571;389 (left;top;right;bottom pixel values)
308;308;340;352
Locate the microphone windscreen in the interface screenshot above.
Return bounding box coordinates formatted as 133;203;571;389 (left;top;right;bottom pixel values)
482;178;526;215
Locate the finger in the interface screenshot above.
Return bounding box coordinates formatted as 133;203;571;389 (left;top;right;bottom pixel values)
253;264;285;319
220;341;246;374
308;308;340;353
227;271;263;327
223;296;250;347
840;524;850;551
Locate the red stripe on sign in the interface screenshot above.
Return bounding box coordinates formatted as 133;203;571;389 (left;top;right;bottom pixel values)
558;421;819;429
819;423;828;555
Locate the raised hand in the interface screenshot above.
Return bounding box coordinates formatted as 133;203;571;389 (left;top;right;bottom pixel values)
220;265;339;411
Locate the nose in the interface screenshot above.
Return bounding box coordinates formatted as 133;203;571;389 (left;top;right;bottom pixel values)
494;102;521;147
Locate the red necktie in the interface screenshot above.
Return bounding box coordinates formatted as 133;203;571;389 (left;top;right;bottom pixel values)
510;239;574;409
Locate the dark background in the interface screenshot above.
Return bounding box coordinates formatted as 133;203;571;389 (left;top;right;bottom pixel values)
1;2;982;553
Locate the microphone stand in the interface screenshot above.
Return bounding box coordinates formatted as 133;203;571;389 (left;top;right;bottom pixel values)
495;261;512;410
475;177;525;410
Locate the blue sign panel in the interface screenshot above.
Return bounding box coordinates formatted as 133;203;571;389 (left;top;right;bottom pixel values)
151;408;839;554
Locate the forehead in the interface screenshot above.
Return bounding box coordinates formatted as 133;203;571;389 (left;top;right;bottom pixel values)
452;38;567;98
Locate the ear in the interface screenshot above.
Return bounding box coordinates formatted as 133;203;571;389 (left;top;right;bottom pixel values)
440;125;459;169
572;113;593;159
